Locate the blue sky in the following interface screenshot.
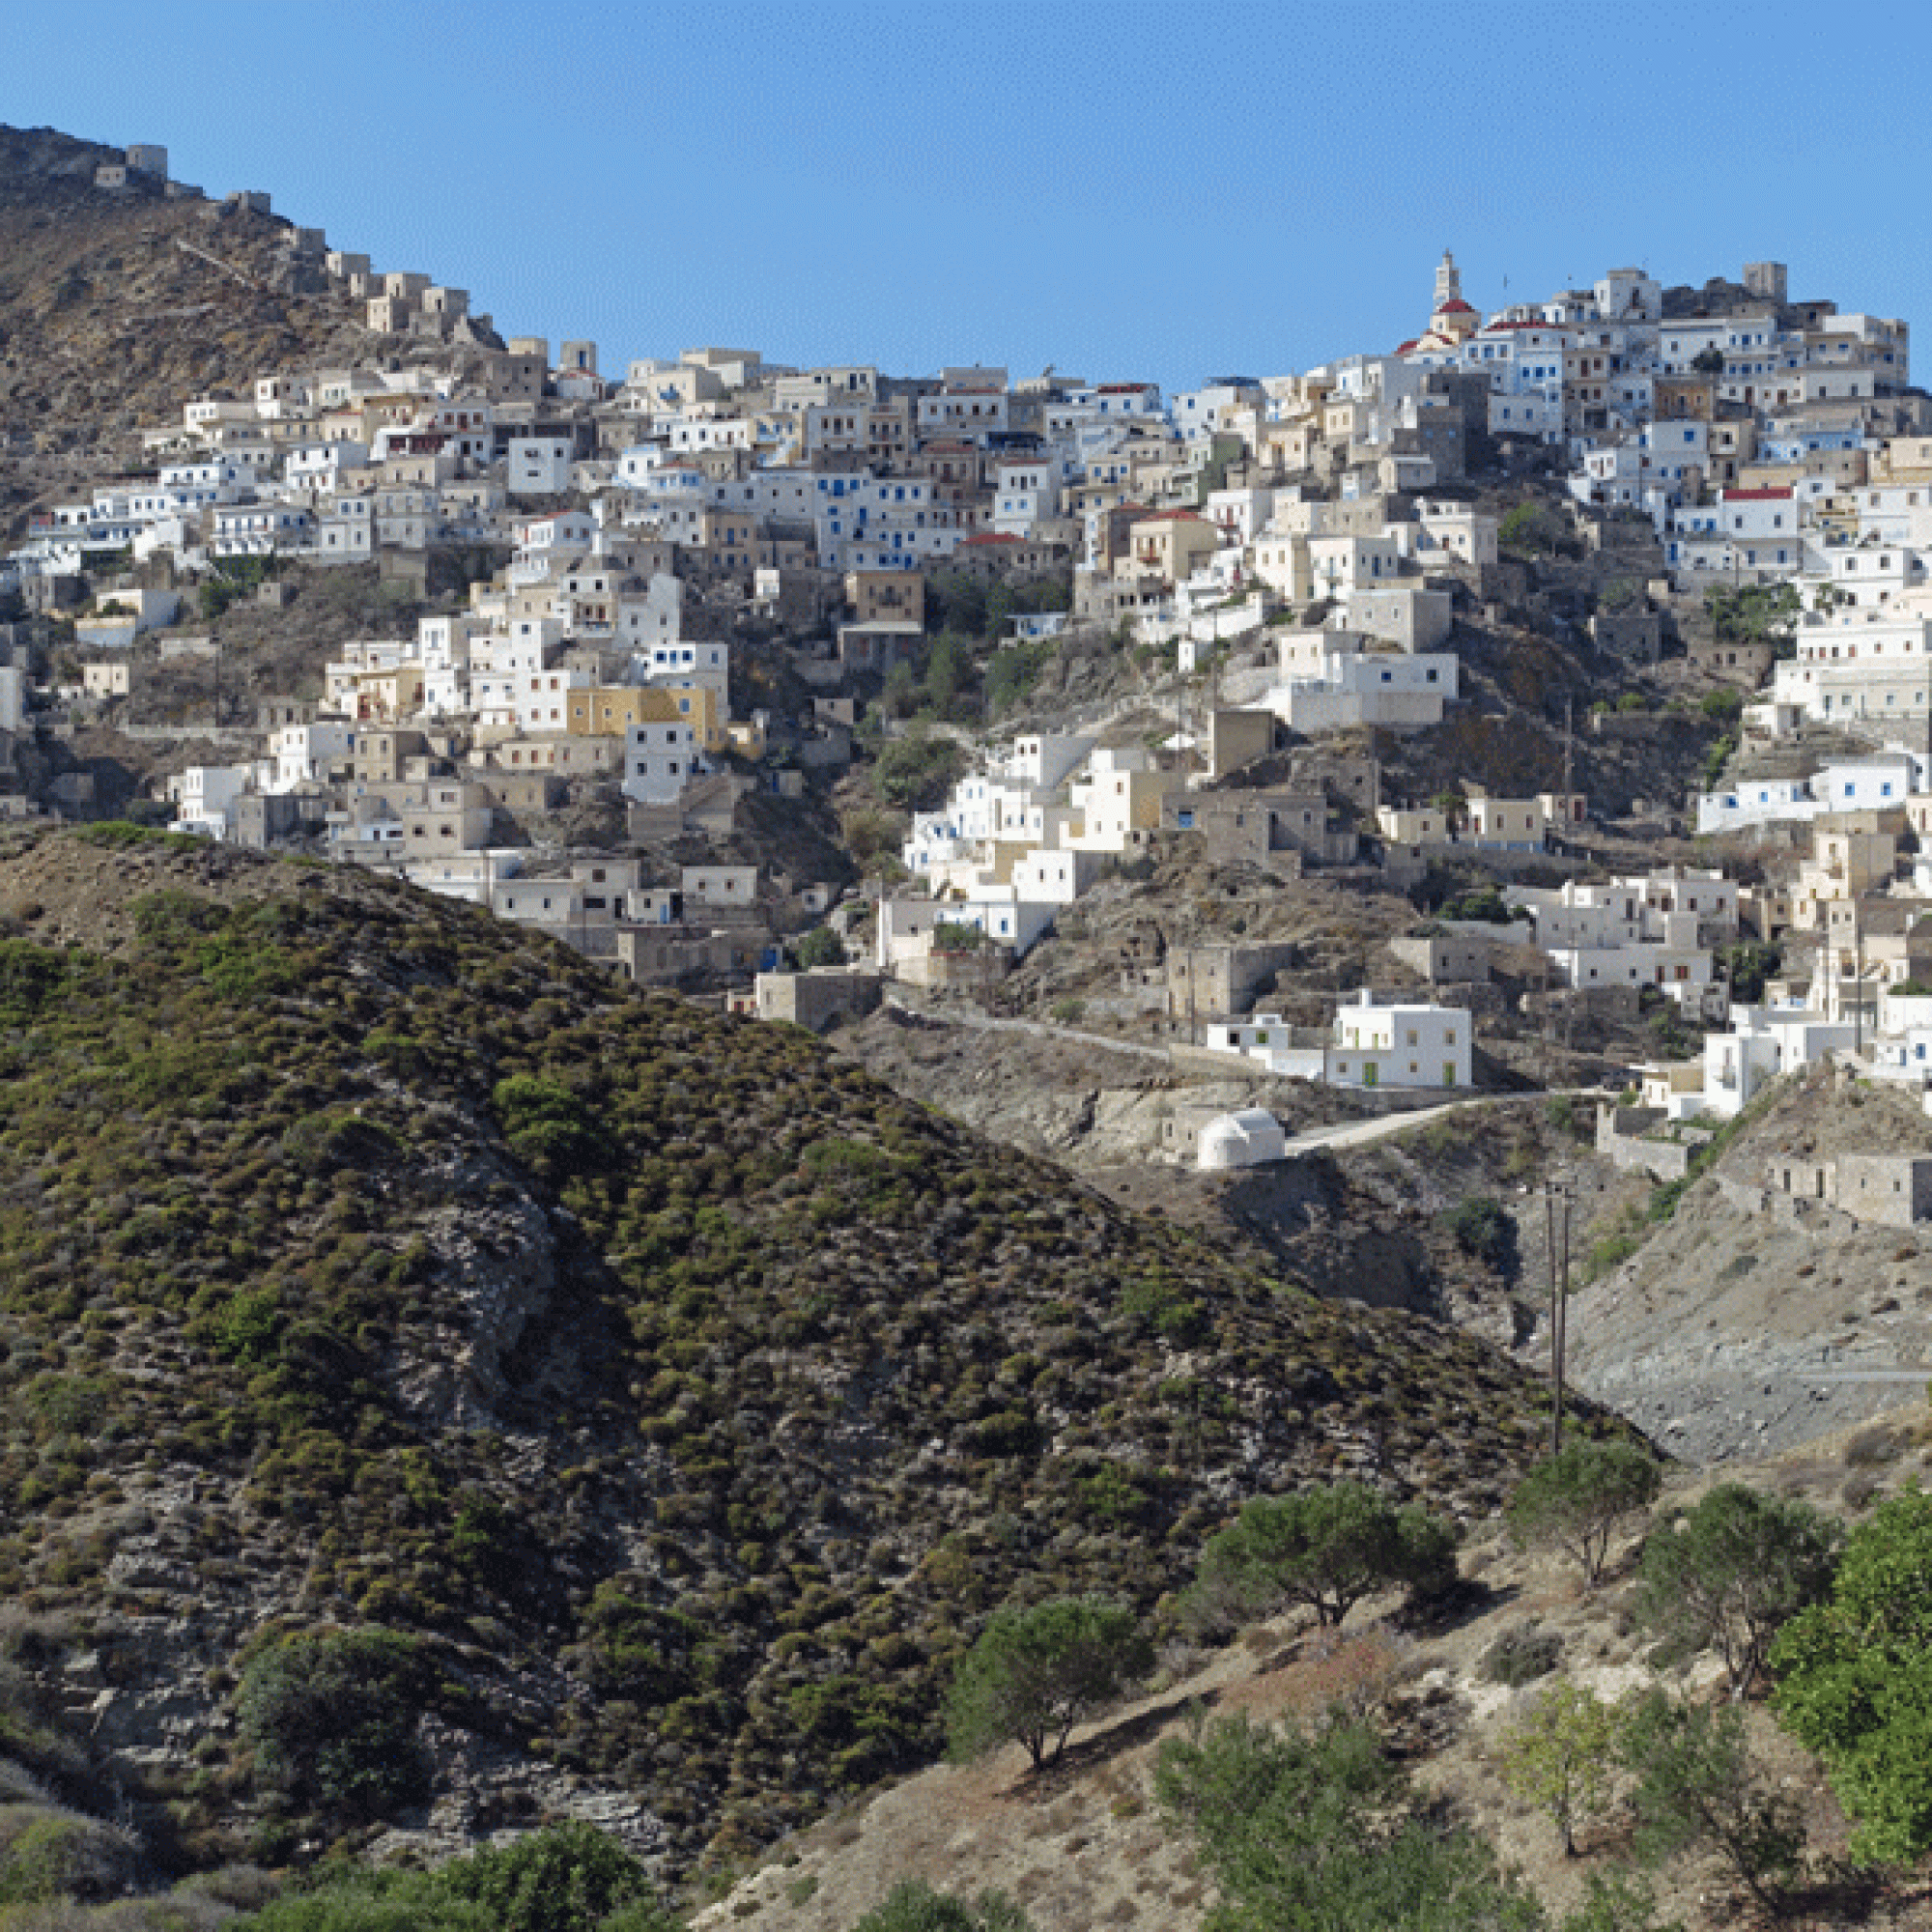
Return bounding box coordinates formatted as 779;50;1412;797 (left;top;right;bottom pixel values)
13;0;1932;393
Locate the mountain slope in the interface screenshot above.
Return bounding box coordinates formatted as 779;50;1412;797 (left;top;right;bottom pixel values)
0;827;1625;1885
1565;1065;1932;1463
0;125;471;532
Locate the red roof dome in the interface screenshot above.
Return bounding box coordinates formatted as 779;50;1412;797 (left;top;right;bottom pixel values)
1436;298;1477;315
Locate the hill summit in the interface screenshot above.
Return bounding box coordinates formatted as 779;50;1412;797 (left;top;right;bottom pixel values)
0;124;448;514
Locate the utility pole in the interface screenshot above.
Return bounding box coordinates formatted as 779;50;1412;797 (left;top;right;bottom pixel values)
1562;695;1575;826
1555;1185;1572;1455
1544;1181;1573;1455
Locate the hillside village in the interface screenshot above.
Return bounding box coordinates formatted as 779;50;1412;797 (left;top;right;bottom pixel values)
3;135;1932;1194
16;112;1932;1932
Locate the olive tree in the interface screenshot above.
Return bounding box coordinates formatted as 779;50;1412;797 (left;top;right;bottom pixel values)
946;1597;1152;1771
1620;1689;1804;1914
1506;1441;1662;1586
1189;1482;1459;1634
1634;1482;1839;1698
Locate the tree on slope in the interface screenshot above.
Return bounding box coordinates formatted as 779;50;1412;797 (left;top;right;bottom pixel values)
1620;1689;1805;1914
1189;1481;1458;1633
1634;1482;1839;1699
1496;1681;1625;1858
1773;1483;1932;1863
1506;1441;1661;1586
946;1597;1152;1771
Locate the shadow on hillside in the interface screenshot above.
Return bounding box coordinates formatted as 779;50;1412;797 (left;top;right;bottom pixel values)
1020;1684;1233;1795
1397;1576;1521;1638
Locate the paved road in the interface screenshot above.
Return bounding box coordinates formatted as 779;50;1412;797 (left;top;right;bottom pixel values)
1279;1090;1603;1156
884;996;1599;1151
1278;1096;1491;1155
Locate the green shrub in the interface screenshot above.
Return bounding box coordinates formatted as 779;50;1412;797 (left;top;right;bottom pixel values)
0;1810;136;1906
872;735;967;810
1120;1275;1209;1346
228;1826;674;1932
793;924;848;970
213;1289;283;1368
1156;1711;1543;1928
427;1822;662;1932
847;1882;1035;1931
1443;1197;1513;1267
1633;1482;1838;1698
493;1074;608;1178
983;639;1056;717
236;1629;430;1818
1479;1622;1562;1688
1621;1688;1804;1913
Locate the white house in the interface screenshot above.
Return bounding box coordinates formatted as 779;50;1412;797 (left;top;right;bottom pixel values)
210;503;314;556
638;634;727;696
1208;991;1471;1090
1325;990;1471;1090
1773;605;1932;727
1700;1004;1861;1118
265;720;355;792
621;718;697;805
509;438;576;497
167;764;252;838
1697;753;1927;834
874;893;1055;972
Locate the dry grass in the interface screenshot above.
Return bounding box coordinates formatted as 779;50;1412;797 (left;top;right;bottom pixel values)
695;1403;1932;1932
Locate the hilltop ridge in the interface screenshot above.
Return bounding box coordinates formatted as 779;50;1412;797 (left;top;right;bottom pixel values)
0;124;461;490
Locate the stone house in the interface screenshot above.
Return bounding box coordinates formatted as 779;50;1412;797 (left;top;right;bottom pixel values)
1768;1154;1932;1228
754;969;884;1033
1164;790;1355;868
1166;942;1300;1020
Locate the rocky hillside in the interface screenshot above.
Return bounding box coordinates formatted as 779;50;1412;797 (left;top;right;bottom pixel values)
0;125;464;527
695;1412;1932;1932
0;826;1629;1891
1559;1065;1932;1463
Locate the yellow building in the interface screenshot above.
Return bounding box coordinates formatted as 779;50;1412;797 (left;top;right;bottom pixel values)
567;682;743;754
566;686;684;738
345;666;426;724
1125;511;1220;583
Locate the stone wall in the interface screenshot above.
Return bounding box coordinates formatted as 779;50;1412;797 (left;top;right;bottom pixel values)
1596;1103;1704;1180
